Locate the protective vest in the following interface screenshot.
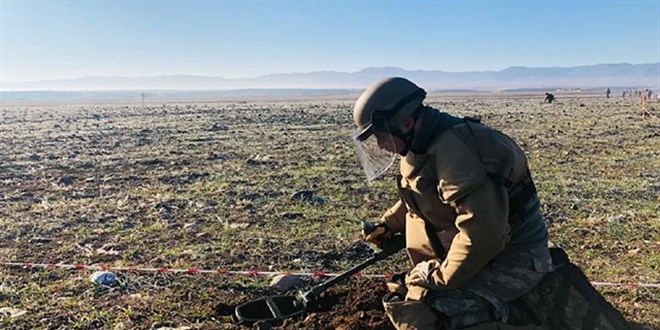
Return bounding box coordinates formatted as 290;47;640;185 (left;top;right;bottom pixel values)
381;109;548;289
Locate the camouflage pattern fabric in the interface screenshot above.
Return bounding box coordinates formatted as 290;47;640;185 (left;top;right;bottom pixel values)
425;288;493;328
426;245;553;329
508;249;632;330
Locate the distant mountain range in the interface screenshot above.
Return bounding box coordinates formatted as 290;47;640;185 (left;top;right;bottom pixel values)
1;63;658;94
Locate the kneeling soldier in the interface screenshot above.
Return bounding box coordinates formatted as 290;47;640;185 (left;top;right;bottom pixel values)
352;77;552;329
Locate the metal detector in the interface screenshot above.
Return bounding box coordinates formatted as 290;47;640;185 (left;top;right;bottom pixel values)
233;233;405;327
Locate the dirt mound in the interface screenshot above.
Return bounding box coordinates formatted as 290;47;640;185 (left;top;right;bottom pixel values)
279;278;394;329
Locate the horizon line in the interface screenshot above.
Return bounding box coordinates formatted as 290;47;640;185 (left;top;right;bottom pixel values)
2;61;658;84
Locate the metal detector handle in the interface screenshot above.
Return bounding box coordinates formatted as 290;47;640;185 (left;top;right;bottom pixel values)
299;234;405;304
361;219;379;235
361;219;388;246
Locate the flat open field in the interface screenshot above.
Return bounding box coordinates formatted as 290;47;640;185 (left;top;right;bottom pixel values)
1;93;658;329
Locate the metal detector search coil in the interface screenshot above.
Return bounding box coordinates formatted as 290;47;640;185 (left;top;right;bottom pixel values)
233;295;306;326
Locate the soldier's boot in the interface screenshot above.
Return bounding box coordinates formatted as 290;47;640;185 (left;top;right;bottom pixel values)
382;292;444;330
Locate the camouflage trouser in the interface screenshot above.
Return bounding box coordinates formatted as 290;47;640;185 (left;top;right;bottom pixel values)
426;245;553;329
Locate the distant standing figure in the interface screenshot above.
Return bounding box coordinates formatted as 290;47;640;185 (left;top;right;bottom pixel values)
642;89;648;102
641;89;648;106
544;92;555;104
622;90;626;99
640;89;650;116
640;89;656;118
606;88;611;98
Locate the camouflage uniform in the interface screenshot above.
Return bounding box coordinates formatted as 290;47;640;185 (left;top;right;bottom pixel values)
426;246;552;328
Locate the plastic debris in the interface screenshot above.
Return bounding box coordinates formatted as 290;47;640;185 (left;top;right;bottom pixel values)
90;271;119;287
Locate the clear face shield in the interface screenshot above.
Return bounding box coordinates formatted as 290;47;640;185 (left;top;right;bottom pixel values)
351;123;397;182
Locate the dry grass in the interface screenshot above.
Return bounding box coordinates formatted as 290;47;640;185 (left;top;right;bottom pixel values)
0;93;658;329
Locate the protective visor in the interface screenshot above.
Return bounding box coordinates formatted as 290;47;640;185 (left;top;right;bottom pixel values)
351;124;396;182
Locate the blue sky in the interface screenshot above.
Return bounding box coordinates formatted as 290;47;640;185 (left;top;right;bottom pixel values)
1;1;659;82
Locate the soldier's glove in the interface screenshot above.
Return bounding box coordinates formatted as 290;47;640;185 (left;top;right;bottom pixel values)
405;259;441;290
361;220;392;247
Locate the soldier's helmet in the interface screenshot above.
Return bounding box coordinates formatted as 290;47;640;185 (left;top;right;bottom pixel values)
353;77;426;142
351;77;426;181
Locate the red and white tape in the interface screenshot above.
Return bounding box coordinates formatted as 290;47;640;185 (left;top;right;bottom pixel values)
1;261;658;288
589;281;659;288
0;261;392;279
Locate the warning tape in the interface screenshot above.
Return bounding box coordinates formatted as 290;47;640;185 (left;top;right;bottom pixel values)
1;261;658;288
590;281;660;288
0;261;392;279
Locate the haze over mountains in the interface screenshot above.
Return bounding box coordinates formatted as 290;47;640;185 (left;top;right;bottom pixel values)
2;63;658;96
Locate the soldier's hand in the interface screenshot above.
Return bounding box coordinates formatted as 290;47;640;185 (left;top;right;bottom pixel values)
361;220;391;246
405;259;440;290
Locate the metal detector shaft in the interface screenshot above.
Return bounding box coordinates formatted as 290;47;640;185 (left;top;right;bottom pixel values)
233;234;405;326
298;234;405;304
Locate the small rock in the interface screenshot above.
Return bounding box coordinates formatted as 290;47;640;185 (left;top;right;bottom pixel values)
209;124;228;131
90;271;119;287
143;159;164;166
290;190;314;201
607;214;627;223
167;223;182;230
80;162;95;169
183;222;201;231
311;197;326;206
96;243;121;256
59;176;75;185
290;190;326;205
97;216;117;224
28;154;41;161
280;212;304;219
28;236;52;244
207;153;228;161
269;274;305;292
